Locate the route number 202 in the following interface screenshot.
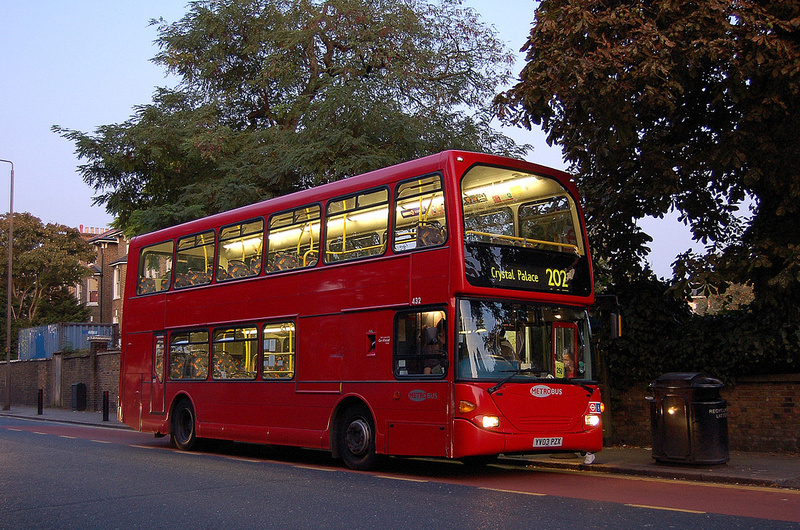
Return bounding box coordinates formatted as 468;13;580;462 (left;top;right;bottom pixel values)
545;268;569;290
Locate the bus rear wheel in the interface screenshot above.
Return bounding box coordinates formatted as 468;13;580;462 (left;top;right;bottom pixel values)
171;399;198;451
338;405;379;471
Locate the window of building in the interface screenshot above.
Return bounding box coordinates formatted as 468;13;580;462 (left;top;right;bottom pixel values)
212;326;258;380
266;205;321;273
137;240;173;295
113;267;122;300
394;309;447;377
325;189;389;263
217;219;264;281
87;277;99;306
169;330;209;380
393;175;447;252
262;322;295;379
174;231;216;289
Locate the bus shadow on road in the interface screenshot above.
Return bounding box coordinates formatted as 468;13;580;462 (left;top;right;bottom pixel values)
191;439;533;480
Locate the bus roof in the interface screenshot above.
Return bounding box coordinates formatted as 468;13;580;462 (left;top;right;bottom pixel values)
129;150;573;247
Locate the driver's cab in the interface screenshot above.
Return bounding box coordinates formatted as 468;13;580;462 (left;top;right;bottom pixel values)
457;299;592;382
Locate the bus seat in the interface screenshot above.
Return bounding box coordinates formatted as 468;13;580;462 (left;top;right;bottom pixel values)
138;278;156;294
274;252;299;271
173;273;187;288
417;222;445;248
227;260;248;278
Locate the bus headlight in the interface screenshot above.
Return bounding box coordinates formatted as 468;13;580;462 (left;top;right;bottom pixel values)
481;415;500;429
584;414;601;427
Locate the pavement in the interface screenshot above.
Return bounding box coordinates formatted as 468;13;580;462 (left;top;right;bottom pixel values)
2;405;799;490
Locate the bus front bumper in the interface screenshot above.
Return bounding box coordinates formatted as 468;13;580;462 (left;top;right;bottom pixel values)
452;418;603;459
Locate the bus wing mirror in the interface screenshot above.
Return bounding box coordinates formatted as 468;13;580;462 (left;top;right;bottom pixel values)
591;295;622;339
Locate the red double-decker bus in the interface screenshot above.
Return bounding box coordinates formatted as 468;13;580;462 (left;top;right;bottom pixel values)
119;150;603;469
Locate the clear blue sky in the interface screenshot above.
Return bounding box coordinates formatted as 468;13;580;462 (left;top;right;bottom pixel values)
0;0;695;276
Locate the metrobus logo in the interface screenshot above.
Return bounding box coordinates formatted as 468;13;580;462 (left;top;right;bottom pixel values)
409;390;438;402
530;385;563;398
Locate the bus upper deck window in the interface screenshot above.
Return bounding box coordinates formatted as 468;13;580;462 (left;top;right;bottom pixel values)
217;219;264;281
325;189;389;263
394;175;447;252
266;205;321;273
137;240;174;295
174;231;216;289
461;166;584;256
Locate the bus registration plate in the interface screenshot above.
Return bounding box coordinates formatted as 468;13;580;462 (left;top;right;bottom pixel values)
534;437;563;448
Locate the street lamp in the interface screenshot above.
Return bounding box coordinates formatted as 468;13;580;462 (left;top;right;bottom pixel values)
0;159;13;411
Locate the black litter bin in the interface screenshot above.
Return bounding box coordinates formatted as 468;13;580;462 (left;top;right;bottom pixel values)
646;372;729;464
71;382;87;411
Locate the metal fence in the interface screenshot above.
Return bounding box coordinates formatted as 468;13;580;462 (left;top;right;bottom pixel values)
17;323;118;360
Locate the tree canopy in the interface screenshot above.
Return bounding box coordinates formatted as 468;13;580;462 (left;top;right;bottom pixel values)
56;0;522;236
496;0;800;307
0;214;94;358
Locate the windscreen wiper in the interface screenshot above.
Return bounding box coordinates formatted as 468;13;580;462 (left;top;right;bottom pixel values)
487;368;539;394
573;379;598;396
559;378;597;397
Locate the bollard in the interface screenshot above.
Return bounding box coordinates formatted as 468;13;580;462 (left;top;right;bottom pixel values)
37;389;43;415
102;390;109;422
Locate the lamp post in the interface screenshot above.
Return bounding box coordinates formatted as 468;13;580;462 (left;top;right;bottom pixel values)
0;159;13;411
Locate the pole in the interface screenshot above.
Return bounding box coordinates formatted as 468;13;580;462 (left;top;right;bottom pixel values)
0;159;13;411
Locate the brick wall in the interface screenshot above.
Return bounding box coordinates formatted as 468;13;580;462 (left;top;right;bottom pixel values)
0;358;51;407
725;375;799;453
0;351;119;412
608;382;653;447
609;374;800;453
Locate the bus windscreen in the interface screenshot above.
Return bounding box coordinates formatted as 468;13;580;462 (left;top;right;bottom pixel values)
457;299;593;382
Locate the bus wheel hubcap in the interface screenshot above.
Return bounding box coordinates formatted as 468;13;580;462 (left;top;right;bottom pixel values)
345;419;370;456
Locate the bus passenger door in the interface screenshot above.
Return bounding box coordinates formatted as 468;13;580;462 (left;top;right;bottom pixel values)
385;308;449;457
150;334;166;414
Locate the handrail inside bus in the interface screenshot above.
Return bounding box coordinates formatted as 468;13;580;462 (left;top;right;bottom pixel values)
464;230;580;254
325;242;384;258
303;248;317;266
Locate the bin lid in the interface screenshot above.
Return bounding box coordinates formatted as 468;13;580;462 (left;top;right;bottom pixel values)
651;372;724;389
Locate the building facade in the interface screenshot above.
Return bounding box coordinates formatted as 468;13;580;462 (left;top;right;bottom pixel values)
75;226;128;328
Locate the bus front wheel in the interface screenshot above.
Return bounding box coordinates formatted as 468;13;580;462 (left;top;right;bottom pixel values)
338;405;379;471
171;399;198;451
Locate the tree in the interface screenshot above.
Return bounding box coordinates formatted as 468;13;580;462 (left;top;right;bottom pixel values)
496;0;800;307
0;213;95;358
37;287;91;325
56;0;522;236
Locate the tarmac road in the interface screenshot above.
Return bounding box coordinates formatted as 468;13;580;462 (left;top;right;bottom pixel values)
1;411;799;527
3;405;799;489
